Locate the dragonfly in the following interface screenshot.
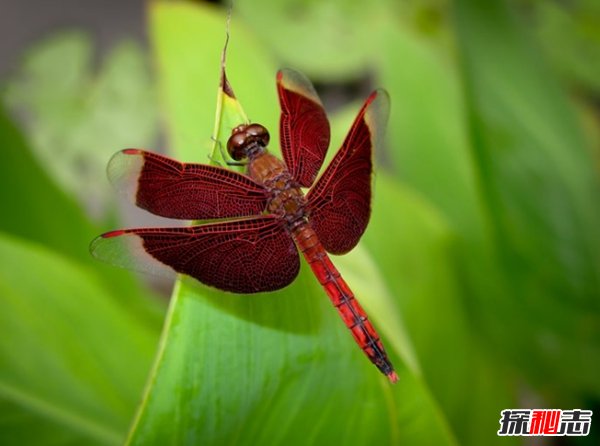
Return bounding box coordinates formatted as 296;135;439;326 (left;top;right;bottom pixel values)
90;68;397;382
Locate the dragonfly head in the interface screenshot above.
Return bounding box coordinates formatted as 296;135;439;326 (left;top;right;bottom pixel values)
227;123;270;161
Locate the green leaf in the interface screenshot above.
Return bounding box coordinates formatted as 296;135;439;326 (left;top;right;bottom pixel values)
235;0;394;81
454;0;600;396
126;275;441;444
0;100;164;329
207;39;250;166
328;40;518;443
4;32;157;219
534;0;600;95
0;232;160;445
0;90;163;443
128;274;457;445
126;2;460;444
0;103;96;261
363;173;518;445
378;22;486;241
151;2;278;162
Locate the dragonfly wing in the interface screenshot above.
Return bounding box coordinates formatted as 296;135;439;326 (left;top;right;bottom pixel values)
306;90;390;254
108;149;269;220
277;69;330;188
90;216;300;293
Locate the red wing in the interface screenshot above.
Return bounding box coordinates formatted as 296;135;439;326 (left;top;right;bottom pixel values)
108;149;268;220
277;69;330;188
306;90;390;254
90;216;299;293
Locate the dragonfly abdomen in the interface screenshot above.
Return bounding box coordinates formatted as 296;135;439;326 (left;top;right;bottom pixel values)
292;223;398;382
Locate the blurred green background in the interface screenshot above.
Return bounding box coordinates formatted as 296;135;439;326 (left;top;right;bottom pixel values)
1;0;599;445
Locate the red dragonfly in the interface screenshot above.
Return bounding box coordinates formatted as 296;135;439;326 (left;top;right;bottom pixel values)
91;69;396;382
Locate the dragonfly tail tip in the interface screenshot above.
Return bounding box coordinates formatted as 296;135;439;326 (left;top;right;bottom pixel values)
387;371;399;384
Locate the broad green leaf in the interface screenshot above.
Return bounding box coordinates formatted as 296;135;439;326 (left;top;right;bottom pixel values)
126;2;459;444
0;102;164;328
454;0;600;396
0;396;106;446
0;104;95;261
534;0;600;95
127;273;456;445
328;50;518;444
0;90;163;443
0;232;160;445
4;32;157;219
363;173;518;445
378;22;486;242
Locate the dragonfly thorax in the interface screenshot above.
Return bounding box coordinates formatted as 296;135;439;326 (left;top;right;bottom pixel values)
227;123;270;161
265;176;307;226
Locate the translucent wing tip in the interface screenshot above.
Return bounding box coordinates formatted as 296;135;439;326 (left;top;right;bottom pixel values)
276;68;323;106
89;229;176;279
89;230;130;265
363;89;391;151
365;89;390;121
106;149;145;204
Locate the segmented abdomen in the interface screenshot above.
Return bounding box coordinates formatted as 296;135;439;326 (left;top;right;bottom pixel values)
292;223;397;382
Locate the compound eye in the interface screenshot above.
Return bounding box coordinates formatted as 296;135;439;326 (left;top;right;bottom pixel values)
246;123;270;147
227;132;248;160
